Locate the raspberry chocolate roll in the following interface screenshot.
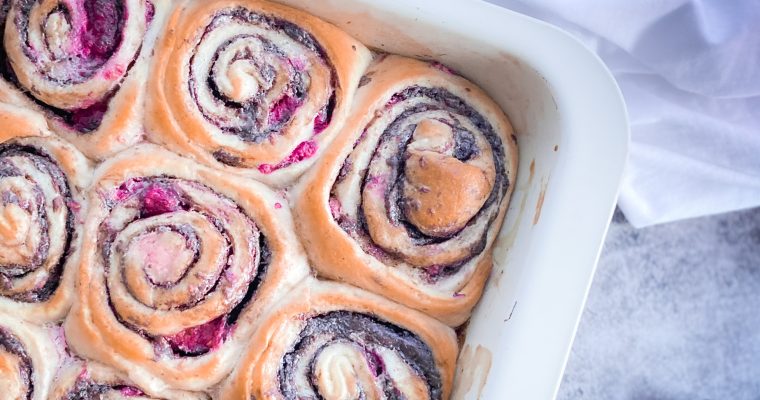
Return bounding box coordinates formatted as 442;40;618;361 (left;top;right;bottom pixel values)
63;144;310;393
146;0;371;187
0;104;91;324
218;280;458;400
0;0;170;160
51;360;209;399
0;313;60;400
294;55;518;326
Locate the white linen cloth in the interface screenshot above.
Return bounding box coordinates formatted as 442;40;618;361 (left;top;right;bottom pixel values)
485;0;760;227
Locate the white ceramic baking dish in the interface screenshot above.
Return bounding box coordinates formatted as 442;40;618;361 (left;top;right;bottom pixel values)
274;0;629;398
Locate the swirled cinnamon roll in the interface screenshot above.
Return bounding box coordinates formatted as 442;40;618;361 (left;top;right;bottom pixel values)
293;56;518;326
0;0;170;159
0;313;59;400
218;280;457;400
63;144;310;393
0;104;91;323
145;0;372;186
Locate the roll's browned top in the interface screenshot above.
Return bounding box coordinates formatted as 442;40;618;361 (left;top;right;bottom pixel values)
145;0;372;186
0;0;171;160
218;280;458;400
294;55;518;326
64;144;310;393
0;104;91;324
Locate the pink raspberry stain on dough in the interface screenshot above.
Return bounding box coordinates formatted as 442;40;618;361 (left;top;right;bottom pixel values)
258;140;318;174
328;198;342;219
113;179;145;201
268;94;303;126
116;386;145;397
165;317;228;355
140;184;182;217
429;61;459;75
313;105;331;134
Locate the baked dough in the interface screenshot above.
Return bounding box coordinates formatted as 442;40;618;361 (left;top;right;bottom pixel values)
293;55;518;326
0;104;92;323
63;144;310;393
0;0;172;160
145;0;372;186
218;279;458;400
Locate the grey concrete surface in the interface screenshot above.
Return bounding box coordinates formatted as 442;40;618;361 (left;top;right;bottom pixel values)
557;207;760;400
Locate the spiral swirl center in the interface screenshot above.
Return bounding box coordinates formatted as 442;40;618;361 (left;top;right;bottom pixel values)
313;343;376;400
280;312;441;400
0;144;73;302
124;230;194;287
100;177;264;356
399;119;494;238
0;199;32;251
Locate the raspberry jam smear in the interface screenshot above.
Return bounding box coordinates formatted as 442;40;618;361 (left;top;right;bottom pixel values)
268;94;303;126
165;317;228;356
115;386;145;397
67;99;110;132
258;140;318;174
140;184;182;217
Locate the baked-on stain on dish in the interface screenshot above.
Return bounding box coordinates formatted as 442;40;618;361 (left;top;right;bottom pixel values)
533;179;548;226
452;344;493;399
528;158;535;182
490;157;533;288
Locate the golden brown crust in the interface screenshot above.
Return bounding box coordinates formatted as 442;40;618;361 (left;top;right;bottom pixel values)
63;144;310;393
145;0;372;186
0;104;92;324
293;55;518;326
218;279;458;400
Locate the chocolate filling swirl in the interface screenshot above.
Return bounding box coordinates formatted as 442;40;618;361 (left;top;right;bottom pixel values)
331;85;509;282
0;143;74;303
97;177;268;357
279;311;442;400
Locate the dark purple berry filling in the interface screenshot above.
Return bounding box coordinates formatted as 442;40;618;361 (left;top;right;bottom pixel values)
268;94;303;126
165;317;228;356
66;98;110;133
430;61;459;76
64;379;146;399
365;348;386;377
81;0;125;63
140;184;182;217
312;92;336;134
